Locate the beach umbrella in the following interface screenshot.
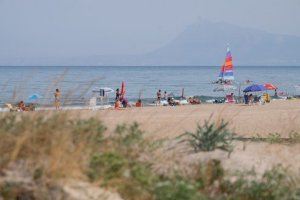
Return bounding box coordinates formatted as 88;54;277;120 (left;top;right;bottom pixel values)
28;94;42;103
92;87;114;93
243;84;266;93
264;83;277;90
213;84;237;92
120;81;126;98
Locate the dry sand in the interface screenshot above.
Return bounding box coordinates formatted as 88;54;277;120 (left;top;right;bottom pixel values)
75;99;300;138
35;99;300;174
72;99;300;174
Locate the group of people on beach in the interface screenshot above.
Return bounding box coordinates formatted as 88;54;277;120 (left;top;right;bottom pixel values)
156;89;177;105
6;85;277;112
156;89;201;106
114;88;137;109
7;88;61;112
243;92;271;105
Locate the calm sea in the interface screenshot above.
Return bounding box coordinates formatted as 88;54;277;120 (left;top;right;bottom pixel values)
0;66;299;106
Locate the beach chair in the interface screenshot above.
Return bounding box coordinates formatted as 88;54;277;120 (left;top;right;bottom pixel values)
262;93;271;103
89;97;97;110
225;95;235;104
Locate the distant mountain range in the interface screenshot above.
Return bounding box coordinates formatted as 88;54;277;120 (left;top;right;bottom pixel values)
2;20;300;66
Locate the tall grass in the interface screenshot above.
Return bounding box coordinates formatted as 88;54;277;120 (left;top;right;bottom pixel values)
0;113;106;179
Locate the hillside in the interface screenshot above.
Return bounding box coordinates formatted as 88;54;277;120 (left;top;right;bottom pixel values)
1;20;300;66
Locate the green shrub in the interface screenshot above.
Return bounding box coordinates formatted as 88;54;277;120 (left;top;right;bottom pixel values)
88;152;126;182
220;165;300;200
71;117;106;144
179;119;234;153
114;122;144;147
266;133;282;143
154;179;206;200
117;162;157;200
289;131;300;143
251;132;300;144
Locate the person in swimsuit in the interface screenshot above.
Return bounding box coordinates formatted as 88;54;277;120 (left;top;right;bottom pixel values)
115;88;120;100
157;89;162;104
18;101;26;111
163;91;167;100
54;89;61;110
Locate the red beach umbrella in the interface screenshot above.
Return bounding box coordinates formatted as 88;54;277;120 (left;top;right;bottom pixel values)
120;81;126;98
264;83;278;90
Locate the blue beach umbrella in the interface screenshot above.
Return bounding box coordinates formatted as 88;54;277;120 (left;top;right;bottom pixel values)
28;94;42;103
243;84;266;93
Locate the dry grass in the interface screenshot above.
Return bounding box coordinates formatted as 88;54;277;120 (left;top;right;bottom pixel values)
0;111;299;200
0;112;106;180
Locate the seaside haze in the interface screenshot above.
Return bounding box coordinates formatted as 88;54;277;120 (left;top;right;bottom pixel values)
0;0;300;66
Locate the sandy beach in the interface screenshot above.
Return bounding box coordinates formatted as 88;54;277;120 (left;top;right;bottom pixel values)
60;99;300;174
71;99;300;139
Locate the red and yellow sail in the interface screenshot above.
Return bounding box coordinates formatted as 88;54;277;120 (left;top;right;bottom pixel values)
218;47;234;81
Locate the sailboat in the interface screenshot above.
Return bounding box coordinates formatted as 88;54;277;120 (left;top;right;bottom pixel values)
213;46;237;92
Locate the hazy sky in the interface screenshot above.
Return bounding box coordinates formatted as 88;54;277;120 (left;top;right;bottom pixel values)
0;0;299;58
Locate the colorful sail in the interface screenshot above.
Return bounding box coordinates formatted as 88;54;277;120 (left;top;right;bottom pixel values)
218;47;234;81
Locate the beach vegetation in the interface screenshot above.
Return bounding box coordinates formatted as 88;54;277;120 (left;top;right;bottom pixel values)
179;119;234;153
266;132;282;143
220;165;300;200
289;131;300;143
0;113;299;200
251;132;300;144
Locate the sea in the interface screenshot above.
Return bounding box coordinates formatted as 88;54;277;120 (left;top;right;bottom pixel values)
0;66;299;106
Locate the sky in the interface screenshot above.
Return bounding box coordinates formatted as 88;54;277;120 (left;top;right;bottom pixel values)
0;0;299;58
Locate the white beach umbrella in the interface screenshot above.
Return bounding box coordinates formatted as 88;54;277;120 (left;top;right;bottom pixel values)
213;84;237;92
92;87;114;93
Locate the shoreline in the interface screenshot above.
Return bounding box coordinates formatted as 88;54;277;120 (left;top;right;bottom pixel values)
4;99;298;138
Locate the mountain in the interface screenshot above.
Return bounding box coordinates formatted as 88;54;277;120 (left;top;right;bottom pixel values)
143;20;300;66
1;20;300;66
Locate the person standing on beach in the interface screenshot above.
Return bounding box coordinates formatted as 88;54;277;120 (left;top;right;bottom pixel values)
116;88;120;100
274;89;278;98
54;89;61;110
163;91;167;100
157;89;162;104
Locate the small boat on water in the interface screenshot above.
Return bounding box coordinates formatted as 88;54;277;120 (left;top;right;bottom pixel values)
213;46;237;91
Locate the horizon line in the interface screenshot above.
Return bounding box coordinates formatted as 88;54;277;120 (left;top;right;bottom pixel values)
0;65;300;67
